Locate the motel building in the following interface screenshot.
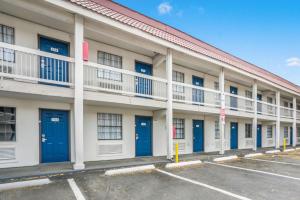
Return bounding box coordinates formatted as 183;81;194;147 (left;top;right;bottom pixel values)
0;0;299;170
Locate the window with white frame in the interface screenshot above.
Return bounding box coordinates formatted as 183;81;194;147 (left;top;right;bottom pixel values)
215;120;220;139
245;124;252;138
267;97;274;114
284;127;288;138
0;107;16;142
173;118;184;139
172;71;185;100
245;90;253;111
267;125;273;138
0;24;15;63
97;113;122;140
214;82;220;105
97;51;122;81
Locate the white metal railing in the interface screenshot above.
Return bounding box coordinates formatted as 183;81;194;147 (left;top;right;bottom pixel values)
172;82;221;108
225;92;254;113
0;42;74;86
280;106;293;119
257;100;277;117
83;62;167;100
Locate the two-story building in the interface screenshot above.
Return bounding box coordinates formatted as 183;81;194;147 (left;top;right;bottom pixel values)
0;0;299;169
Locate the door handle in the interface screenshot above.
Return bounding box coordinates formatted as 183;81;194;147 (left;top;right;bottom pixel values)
42;138;47;143
136;133;139;140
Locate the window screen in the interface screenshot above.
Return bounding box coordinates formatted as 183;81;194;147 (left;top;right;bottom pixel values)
97;113;122;140
172;71;185;100
0;24;15;62
0;107;16;142
245;124;252;138
97;51;122;81
215;120;220;139
267;126;273;138
173;118;184;139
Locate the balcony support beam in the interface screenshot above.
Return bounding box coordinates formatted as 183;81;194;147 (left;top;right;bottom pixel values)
219;67;225;155
153;54;165;68
252;81;258;151
275;91;281;149
293;97;297;147
73;14;85;170
166;48;173;159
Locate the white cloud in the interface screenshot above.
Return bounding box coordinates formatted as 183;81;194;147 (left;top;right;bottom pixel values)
286;57;300;67
158;2;172;15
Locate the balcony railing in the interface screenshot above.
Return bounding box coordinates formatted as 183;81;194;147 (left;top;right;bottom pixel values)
257;100;277;117
0;42;74;86
225;93;254;113
83;62;167;100
172;82;221;108
280;106;293;119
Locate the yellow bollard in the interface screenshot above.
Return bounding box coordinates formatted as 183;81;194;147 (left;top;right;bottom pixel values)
283;138;286;151
175;142;179;163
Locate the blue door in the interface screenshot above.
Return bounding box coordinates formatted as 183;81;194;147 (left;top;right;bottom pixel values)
39;36;69;83
257;94;262;113
230;86;238;110
135;116;152;156
193;120;204;152
290;127;293;146
135;62;152;96
230;122;238;149
192;76;204;104
41;109;69;163
257;124;262;148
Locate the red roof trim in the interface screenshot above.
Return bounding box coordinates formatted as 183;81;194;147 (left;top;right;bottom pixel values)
69;0;300;93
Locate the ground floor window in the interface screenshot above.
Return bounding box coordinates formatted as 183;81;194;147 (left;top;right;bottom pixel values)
297;127;300;137
173;118;184;139
215;120;220;139
0;106;16;141
284;127;289;138
245;124;252;138
97;113;122;140
267;125;273;138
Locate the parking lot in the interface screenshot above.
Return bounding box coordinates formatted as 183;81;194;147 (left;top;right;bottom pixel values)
1;149;300;200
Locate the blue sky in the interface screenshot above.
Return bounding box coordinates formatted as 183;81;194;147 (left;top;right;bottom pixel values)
114;0;300;86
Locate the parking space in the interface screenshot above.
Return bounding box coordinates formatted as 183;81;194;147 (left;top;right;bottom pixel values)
1;150;300;200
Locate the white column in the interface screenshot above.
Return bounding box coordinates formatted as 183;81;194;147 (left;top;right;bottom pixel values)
73;14;85;170
275;91;280;149
219;68;225;154
293;97;297;147
166;48;173;159
252;81;257;151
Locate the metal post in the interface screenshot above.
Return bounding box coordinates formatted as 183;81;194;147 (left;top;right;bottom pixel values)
166;48;173;159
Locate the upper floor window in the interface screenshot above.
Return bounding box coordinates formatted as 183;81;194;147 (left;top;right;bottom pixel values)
172;71;185;100
245;90;252;99
267;97;273;104
0;24;15;62
0;106;16;142
173;118;184;139
215;120;220;139
97;51;122;81
267;126;273;138
97;113;122;140
245;124;252;138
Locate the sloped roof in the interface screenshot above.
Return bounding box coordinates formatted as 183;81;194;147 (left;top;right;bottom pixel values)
69;0;300;93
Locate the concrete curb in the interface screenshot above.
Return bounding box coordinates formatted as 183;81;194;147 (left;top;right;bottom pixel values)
0;178;51;191
213;155;238;162
283;148;295;152
244;153;263;158
104;165;155;176
265;150;280;154
165;160;202;168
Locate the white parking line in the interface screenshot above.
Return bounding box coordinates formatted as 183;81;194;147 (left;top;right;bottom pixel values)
244;158;300;166
205;161;300;181
155;169;251;200
67;179;86;200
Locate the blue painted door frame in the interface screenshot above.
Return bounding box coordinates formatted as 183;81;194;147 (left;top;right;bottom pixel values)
39;36;69;84
135;61;152;96
135;116;152;157
230;122;238;149
193;120;204;152
192;76;204;104
41;109;69;163
230;86;238;110
257;124;262;148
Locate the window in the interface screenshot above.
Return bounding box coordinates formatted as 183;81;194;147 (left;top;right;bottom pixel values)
267;126;273;138
173;118;184;139
284;127;288;138
267;97;274;114
0;24;15;63
245;124;252;138
267;97;273;104
214;82;220;105
0;107;16;142
245;91;253;111
97;51;122;81
97;113;122;140
284;101;289;107
172;71;185;100
297;105;300;111
215;120;220;139
297;127;300;137
245;91;252;98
